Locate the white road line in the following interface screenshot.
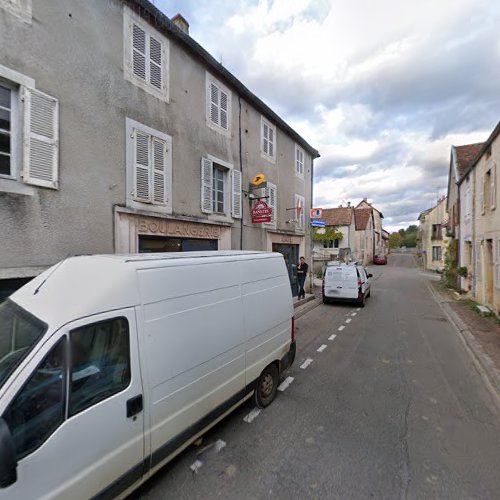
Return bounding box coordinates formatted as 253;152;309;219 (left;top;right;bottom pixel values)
328;334;337;340
351;312;357;316
243;408;261;423
356;308;361;311
317;344;327;352
215;439;226;452
300;358;314;369
278;376;295;391
346;318;352;324
190;460;203;473
338;325;345;331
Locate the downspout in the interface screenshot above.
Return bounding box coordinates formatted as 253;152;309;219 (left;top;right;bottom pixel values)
309;156;314;293
239;96;243;250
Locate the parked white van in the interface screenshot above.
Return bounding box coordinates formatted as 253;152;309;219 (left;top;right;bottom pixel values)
322;262;372;307
0;251;295;499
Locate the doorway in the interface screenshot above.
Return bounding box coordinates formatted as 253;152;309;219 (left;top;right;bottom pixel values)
272;244;299;296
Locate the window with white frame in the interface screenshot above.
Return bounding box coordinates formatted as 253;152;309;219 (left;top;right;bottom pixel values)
261;117;276;161
264;182;277;227
200;156;241;219
206;74;231;134
432;246;442;261
295;144;304;176
0;84;12;177
295;194;305;231
126;118;172;212
124;7;169;102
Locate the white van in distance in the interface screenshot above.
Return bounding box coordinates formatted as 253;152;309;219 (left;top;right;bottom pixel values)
322;262;372;307
0;251;296;499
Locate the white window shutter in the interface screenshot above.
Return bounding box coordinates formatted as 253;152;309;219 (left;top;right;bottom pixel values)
201;156;213;214
152;137;167;204
231;169;242;218
134;130;151;202
268;127;274;157
491;164;496;209
265;183;277;227
132;23;147;81
149;35;163;90
210;83;219;126
220;90;228;130
23;87;59;189
262;123;269;155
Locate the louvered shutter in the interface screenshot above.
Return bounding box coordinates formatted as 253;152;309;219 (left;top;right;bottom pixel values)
134;130;151;202
265;183;276;227
231;169;242;218
23;87;59;189
268;127;274;157
149;35;163;90
210;83;219;126
201;157;213;214
491;164;496;209
132;23;147;81
262;123;269;154
220;90;228;130
152;137;167;204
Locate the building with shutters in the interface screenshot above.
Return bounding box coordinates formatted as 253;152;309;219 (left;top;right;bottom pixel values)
0;0;318;299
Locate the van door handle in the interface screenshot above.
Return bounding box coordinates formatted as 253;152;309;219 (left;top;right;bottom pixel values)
126;395;143;418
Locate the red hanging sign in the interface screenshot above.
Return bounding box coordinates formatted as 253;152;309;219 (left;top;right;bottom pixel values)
251;200;272;223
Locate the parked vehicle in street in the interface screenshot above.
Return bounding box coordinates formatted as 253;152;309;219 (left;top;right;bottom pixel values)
322;262;372;307
373;254;387;265
0;251;295;499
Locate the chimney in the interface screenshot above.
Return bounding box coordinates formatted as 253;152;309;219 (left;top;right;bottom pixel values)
347;201;351;208
172;13;189;35
362;197;367;202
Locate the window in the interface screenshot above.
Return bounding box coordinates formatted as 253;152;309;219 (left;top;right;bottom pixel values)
212;166;225;214
295;194;305;231
206;75;231;134
432;246;442;261
124;7;169;101
3;338;66;460
295;144;304;176
264;182;277;227
69;318;130;417
261;117;276;161
0;85;12;176
200;156;241;218
496;239;500;289
323;239;339;249
490;163;496;210
484;170;491;213
431;224;442;240
126;118;172;213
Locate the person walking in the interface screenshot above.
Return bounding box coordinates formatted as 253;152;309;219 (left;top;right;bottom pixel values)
297;256;308;299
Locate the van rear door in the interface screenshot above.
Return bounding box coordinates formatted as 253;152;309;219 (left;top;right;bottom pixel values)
342;266;359;299
324;266;343;298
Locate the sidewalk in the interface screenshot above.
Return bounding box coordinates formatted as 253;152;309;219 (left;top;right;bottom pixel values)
428;280;500;405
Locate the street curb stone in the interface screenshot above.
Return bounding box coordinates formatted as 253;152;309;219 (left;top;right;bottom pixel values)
425;279;500;414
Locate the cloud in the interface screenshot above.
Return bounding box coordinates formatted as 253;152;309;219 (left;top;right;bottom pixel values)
158;0;500;231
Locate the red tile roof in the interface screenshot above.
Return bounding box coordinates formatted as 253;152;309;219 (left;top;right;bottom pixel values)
323;207;353;226
455;143;483;179
354;208;372;230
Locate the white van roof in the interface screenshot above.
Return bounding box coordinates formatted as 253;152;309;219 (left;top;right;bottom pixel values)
10;251;280;329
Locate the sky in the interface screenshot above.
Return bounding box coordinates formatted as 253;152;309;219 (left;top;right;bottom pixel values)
157;0;500;231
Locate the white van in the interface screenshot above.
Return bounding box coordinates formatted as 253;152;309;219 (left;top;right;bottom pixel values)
0;251;295;499
322;262;372;307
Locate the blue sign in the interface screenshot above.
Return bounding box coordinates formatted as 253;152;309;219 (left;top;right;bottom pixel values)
311;219;326;228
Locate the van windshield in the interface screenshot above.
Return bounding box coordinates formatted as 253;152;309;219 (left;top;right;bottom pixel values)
0;300;47;391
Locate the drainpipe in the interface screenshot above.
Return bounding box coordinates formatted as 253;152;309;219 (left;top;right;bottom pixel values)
309;156;314;293
239;96;243;250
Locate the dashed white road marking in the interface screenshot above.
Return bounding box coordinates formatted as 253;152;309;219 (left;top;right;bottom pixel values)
215;439;226;452
356;308;361;311
300;358;314;369
190;460;203;473
317;344;327;353
346;318;352;324
351;312;357;317
243;408;261;423
328;334;337;340
278;376;295;392
338;325;345;331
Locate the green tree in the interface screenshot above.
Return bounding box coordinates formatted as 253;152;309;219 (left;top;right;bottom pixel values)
389;232;403;249
313;226;344;244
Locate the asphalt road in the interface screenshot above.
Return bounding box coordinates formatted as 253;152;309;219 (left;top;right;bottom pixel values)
133;253;500;499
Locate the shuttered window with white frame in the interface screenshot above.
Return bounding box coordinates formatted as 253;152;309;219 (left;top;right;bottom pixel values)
201;157;213;214
206;75;231;134
261;117;276;161
295;144;304;176
231;169;242;218
295;194;305;231
23;87;59;189
265;182;277;227
124;7;169;102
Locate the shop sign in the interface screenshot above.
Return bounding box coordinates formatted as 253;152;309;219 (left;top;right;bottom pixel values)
251;200;272;223
310;208;323;218
135;218;221;238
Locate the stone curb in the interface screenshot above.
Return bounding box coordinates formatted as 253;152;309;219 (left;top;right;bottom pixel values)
425;279;500;414
294;297;322;319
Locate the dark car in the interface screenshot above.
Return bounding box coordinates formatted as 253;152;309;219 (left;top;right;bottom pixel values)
373;254;387;265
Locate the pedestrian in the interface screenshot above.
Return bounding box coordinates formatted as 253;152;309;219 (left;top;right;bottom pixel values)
297;256;308;299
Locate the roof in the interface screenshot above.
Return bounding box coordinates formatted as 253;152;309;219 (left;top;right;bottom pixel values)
355;200;384;218
417;208;431;221
323;207;353;226
459;121;500;185
10;252;279;329
454;143;484;180
129;0;319;158
354;208;372;230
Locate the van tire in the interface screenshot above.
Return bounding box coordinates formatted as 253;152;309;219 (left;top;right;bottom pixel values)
358;294;366;307
255;364;279;408
322;295;329;304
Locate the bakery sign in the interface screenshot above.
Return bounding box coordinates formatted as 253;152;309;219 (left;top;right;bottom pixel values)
251;200;272;224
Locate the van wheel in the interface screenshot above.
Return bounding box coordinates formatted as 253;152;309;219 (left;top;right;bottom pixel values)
358;294;366;307
322;295;329;304
255;364;279;409
366;289;371;298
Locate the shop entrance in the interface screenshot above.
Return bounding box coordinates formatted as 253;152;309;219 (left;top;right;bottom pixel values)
139;236;218;253
272;243;299;297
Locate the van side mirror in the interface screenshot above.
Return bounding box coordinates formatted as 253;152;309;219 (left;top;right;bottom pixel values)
368;273;373;278
0;418;17;488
